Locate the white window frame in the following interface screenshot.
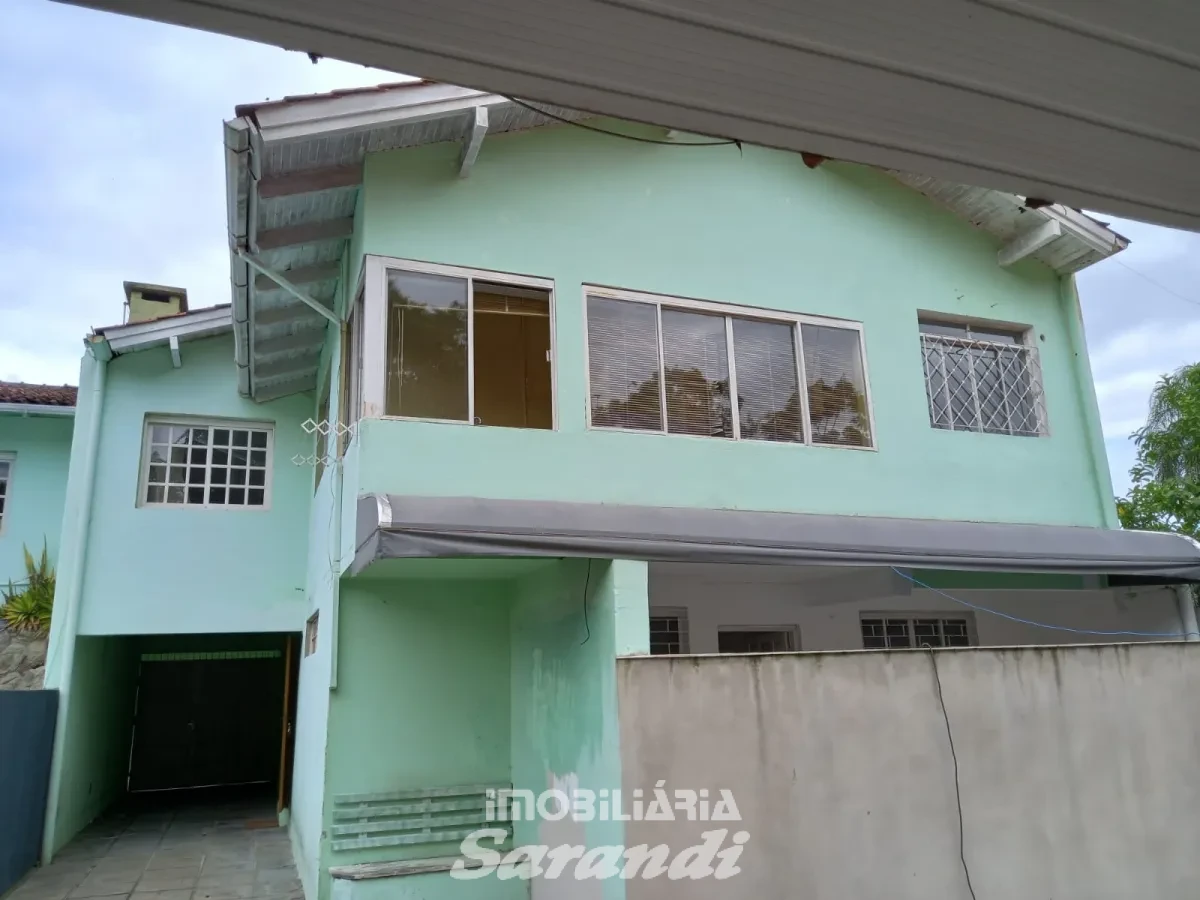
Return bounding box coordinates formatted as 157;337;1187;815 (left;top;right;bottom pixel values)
138;416;275;510
858;611;978;649
917;312;1049;438
0;452;14;536
649;606;691;655
359;254;558;429
581;285;877;450
716;623;801;652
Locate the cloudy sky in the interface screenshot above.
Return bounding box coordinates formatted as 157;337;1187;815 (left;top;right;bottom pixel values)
3;0;1199;497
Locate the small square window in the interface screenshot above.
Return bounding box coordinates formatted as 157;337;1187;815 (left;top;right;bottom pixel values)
141;420;271;509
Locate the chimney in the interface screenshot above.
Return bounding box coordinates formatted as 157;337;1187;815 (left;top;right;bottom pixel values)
123;281;189;324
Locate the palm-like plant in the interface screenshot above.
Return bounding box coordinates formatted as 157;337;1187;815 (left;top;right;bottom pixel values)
1132;363;1200;483
1;543;55;633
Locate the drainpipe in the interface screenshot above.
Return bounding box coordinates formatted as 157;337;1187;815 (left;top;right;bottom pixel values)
1176;585;1198;642
41;342;109;862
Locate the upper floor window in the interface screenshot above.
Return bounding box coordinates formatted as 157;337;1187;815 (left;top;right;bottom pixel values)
140;420;272;509
919;317;1046;437
0;453;12;534
362;258;554;430
585;291;873;448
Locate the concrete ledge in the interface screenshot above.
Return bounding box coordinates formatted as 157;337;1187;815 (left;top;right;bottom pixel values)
329;856;528;880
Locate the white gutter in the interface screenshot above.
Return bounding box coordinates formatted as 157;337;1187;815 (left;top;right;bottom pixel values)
41;343;108;862
0;403;74;417
224;117;254;398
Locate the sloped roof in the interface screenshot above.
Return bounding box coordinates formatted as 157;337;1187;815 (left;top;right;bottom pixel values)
0;382;78;407
224;80;1130;403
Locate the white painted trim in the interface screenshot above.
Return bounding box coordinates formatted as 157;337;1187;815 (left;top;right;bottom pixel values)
1042;206;1127;256
998;218;1063;266
137;417;275;511
362;255;558;427
169;335;182;369
583;284;866;331
99;306;233;354
252;83;509;143
581;286;875;449
724;315;741;440
365;254;554;291
458;105;489;177
0;404;74;417
0;451;13;537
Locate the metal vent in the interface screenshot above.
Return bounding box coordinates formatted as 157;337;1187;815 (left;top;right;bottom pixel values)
331;783;511;852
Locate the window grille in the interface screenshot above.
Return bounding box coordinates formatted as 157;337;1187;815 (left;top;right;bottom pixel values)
920;321;1046;437
860;614;974;649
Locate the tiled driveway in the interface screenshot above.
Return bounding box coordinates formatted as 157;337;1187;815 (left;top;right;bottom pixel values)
7;798;303;900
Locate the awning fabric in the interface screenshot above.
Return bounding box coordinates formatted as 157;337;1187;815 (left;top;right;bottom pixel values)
354;495;1200;582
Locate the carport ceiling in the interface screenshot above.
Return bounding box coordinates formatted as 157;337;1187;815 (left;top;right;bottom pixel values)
55;0;1200;231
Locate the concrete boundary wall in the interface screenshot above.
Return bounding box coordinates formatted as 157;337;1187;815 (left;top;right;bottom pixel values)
618;643;1200;899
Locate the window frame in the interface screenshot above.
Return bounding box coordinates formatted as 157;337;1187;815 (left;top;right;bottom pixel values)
917;312;1049;438
137;416;275;511
716;623;801;653
360;254;558;430
0;452;14;536
581;285;876;450
858;611;978;650
649;606;691;655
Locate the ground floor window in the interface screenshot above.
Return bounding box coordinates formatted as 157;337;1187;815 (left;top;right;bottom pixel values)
860;613;975;649
717;625;798;653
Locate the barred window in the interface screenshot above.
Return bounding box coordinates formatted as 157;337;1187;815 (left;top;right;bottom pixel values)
919;319;1046;437
649;609;690;655
141;421;272;508
860;614;974;649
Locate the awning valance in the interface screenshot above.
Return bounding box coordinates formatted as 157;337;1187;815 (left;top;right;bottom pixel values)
354;495;1200;582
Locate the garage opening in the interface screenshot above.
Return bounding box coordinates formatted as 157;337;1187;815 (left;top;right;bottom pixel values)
126;634;298;808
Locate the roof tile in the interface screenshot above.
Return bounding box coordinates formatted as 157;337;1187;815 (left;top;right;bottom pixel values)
0;382;78;407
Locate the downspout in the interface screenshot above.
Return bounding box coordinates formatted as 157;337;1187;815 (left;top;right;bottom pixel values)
41;341;109;862
224;116;259;398
1061;274;1121;529
329;250;352;691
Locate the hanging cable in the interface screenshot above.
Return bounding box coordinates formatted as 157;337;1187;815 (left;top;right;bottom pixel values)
580;559;594;646
506;96;742;149
892;567;1200;639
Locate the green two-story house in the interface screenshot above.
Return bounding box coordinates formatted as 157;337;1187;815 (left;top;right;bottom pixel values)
36;81;1200;900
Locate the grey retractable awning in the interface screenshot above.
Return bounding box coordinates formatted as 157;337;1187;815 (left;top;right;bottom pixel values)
354;495;1200;582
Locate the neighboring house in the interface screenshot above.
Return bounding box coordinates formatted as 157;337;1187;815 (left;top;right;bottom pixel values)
0;382;76;585
36;82;1200;900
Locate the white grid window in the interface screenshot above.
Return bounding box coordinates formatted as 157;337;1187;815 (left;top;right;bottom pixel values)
141;421;272;508
649;608;690;655
860;614;974;649
919;319;1046;437
0;454;12;533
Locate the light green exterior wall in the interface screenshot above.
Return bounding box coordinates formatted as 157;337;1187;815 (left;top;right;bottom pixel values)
0;413;73;585
51;635;138;852
75;334;313;635
352;123;1114;527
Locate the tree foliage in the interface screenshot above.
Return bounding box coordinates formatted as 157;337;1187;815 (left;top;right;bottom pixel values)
1117;363;1200;541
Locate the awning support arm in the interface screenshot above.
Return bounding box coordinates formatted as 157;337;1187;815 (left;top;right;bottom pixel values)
236;251;340;326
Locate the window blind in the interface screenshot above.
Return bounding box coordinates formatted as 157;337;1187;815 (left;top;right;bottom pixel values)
801;324;872;447
733;318;802;443
661;309;732;438
586;298;663;430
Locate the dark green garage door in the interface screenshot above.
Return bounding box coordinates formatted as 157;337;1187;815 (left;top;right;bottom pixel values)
128;652;285;793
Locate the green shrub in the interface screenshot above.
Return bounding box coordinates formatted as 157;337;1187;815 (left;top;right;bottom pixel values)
1;543;55;633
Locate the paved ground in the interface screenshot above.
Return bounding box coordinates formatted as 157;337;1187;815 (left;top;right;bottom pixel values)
8;797;303;900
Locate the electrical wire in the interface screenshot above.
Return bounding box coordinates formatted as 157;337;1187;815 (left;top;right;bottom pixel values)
580;559;593;646
505;96;742;148
1111;258;1200;311
891;567;1199;639
926;647;978;900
